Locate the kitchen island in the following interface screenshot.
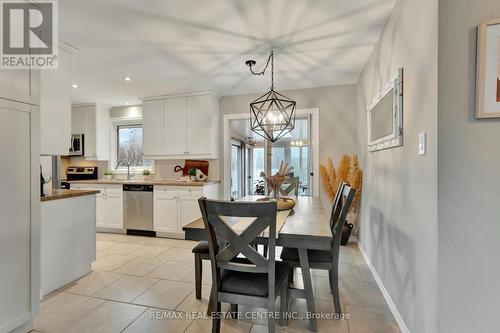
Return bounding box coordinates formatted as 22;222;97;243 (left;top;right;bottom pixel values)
40;189;99;297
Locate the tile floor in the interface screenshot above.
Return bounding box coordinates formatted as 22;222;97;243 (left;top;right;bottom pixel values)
32;233;401;333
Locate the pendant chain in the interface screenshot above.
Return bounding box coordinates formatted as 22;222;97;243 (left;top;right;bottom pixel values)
248;50;274;90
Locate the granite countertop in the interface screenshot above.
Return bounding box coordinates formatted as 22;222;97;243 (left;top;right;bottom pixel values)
41;189;100;202
68;179;221;186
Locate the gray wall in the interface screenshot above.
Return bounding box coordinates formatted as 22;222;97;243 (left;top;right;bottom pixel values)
438;1;500;332
220;84;358;208
354;0;438;332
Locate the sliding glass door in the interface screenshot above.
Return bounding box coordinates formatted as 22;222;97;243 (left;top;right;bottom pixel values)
229;115;312;198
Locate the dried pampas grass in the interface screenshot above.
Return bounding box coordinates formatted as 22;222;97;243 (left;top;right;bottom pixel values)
319;154;363;209
320;165;335;201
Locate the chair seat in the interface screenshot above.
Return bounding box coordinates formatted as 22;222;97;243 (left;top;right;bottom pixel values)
192;241;209;254
280;247;332;263
220;261;289;297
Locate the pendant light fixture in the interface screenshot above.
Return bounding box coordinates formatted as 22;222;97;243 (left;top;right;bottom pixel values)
245;50;296;142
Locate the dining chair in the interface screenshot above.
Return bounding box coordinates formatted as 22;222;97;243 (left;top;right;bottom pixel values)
198;197;290;333
280;182;355;314
192;241;210;299
279;176;300;196
266;176;300;197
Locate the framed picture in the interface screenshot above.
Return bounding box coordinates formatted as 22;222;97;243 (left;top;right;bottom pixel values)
367;68;403;152
476;18;500;118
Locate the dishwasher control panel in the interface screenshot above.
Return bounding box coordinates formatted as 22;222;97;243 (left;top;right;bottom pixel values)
123;184;153;192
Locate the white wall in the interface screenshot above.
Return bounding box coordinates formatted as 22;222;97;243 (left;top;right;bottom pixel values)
438;1;500;332
219;84;358;208
354;0;438;332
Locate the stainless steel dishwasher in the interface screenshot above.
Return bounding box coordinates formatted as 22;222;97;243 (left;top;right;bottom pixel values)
123;184;154;235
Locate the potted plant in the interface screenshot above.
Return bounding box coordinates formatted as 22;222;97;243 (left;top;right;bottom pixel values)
103;169;113;180
188;168;197;181
142;169;151;180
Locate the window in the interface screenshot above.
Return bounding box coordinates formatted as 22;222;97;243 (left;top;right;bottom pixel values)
116;124;153;170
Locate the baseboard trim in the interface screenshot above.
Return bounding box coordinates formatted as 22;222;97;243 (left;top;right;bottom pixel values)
357;242;410;333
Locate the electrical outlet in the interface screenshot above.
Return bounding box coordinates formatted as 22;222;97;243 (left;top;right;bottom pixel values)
418;132;426;155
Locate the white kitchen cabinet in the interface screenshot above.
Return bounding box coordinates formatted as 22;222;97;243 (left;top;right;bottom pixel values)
142;92;219;159
40;48;72;155
186;94;215;156
105;193;124;229
71;104;111;160
153;184;218;238
96;193;106;228
154;196;179;233
71;184;123;229
164;97;187;155
0;69;39;105
0;97;40;330
179;197;202;228
142;99;165;156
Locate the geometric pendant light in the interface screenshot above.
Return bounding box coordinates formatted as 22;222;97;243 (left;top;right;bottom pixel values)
245;50;296;142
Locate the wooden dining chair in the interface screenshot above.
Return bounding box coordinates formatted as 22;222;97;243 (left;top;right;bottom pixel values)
280;182;355;314
192;241;210;299
279;176;300;196
198;197;290;333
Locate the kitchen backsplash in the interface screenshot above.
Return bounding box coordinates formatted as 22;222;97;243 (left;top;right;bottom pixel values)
60;157;219;181
154;159;219;180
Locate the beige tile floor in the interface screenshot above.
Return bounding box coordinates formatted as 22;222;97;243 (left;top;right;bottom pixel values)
32;233;400;333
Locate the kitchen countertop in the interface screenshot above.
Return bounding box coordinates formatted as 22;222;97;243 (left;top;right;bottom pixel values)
41;189;101;202
68;179;221;186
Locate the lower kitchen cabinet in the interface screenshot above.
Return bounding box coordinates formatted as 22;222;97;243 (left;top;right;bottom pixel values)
154;184;219;238
71;184;123;229
71;182;219;236
154;195;179;233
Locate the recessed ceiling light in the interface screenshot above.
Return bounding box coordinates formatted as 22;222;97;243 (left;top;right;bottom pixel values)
125;102;129;105
72;83;78;88
123;76;131;82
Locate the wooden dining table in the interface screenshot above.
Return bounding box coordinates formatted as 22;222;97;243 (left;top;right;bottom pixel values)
183;195;332;332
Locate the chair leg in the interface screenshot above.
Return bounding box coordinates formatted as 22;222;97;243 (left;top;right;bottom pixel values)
212;291;221;333
298;248;318;332
268;302;276;333
330;268;342;315
263;245;268;258
230;303;238;318
329;269;334;294
207;289;213;316
194;253;202;299
280;273;289;326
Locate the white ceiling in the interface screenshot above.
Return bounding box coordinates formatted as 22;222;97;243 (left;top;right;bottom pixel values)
60;0;395;106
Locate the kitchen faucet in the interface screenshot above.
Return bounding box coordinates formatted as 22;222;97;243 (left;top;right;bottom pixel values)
116;159;133;180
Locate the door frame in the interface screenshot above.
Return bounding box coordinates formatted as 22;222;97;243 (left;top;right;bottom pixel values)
223;108;319;199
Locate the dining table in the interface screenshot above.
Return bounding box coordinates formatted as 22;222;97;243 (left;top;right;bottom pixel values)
182;195;332;332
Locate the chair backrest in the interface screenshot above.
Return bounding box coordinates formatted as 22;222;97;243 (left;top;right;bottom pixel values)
198;198;278;289
279;177;300;196
329;182;356;256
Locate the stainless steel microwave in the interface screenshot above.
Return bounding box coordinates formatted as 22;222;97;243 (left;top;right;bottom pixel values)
69;134;84;156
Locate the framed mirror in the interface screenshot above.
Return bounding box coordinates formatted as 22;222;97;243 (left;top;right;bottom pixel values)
367;67;403;152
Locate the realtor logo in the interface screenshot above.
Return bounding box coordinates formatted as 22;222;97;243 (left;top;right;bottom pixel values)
1;0;58;69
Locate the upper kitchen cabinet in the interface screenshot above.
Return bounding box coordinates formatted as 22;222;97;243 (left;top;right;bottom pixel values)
142;92;219;159
71;104;111;160
142;99;165;156
0;68;39;106
40;48;72;155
